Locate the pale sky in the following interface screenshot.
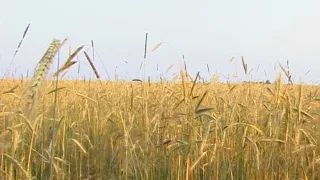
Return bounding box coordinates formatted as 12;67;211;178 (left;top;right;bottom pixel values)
1;0;320;83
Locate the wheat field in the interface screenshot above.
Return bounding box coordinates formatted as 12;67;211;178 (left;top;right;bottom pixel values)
1;39;320;180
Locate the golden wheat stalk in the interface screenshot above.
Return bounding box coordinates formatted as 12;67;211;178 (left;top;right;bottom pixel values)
23;38;65;114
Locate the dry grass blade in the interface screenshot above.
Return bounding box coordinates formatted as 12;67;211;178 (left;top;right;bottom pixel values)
228;85;236;94
195;91;208;112
195;107;213;114
300;128;316;144
76;93;98;104
54;157;70;165
190;152;207;171
248;68;254;75
70;138;88;155
132;79;142;82
52;45;83;76
292;108;315;120
152;42;163;52
242;56;248;74
47;87;66;94
206;64;210;74
164;64;174;74
65;45;84;62
189;72;200;97
16;113;36;134
53;61;77;77
195;112;216;120
84;51;100;79
139;60;144;70
258;139;286;144
2;85;19;94
305;70;311;75
225;123;264;135
266;87;274;96
173;98;185;110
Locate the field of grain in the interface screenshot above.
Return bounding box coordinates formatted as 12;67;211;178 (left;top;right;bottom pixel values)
1;39;320;180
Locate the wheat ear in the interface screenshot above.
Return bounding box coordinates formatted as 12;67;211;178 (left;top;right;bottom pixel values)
23;39;64;115
52;45;84;76
84;51;100;79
